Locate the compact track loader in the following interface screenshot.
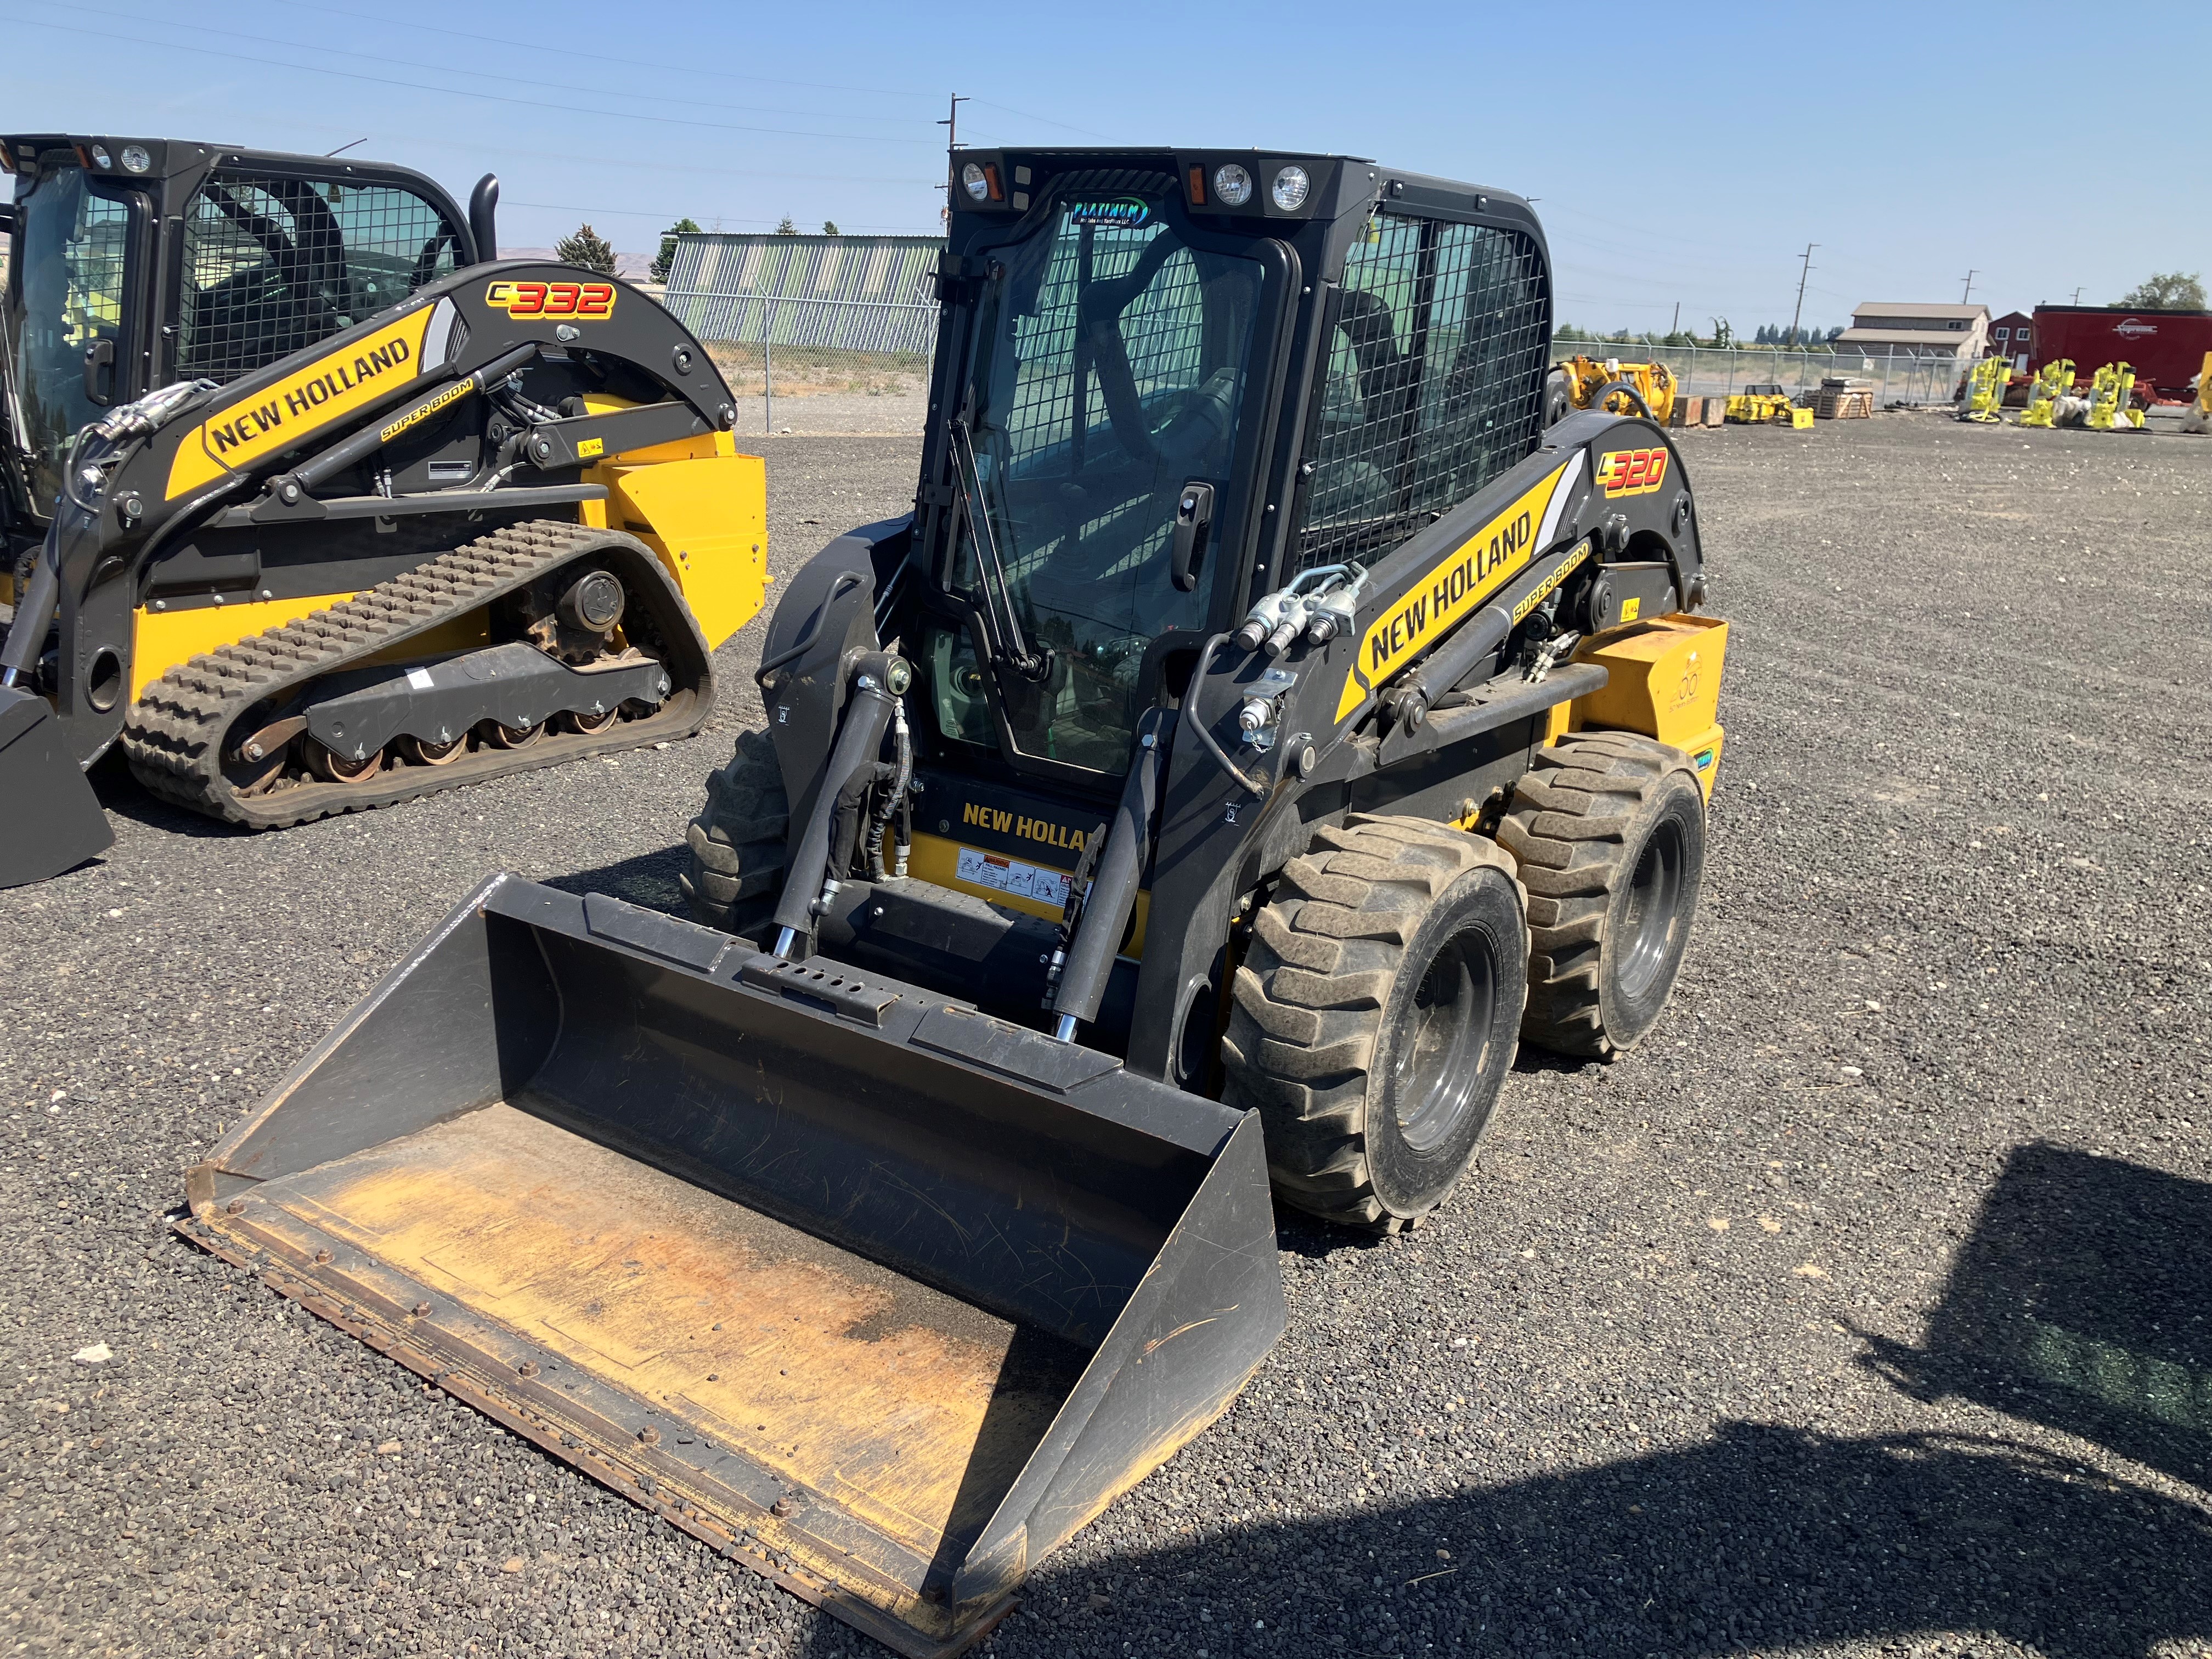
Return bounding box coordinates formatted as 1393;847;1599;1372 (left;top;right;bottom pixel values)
0;134;766;885
183;148;1730;1656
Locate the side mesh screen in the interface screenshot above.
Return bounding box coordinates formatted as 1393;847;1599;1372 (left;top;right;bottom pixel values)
176;174;460;385
1295;215;1549;570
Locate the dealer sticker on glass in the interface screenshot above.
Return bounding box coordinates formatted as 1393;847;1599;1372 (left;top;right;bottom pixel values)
955;846;1070;907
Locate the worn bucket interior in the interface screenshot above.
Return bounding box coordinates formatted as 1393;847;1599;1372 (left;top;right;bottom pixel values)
183;875;1284;1657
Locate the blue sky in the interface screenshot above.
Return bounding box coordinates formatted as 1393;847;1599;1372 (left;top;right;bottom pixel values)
7;0;2205;332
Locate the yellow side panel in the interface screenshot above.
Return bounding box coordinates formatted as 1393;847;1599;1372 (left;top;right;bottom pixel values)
588;442;768;651
907;832;1149;959
1562;613;1730;793
131;595;353;702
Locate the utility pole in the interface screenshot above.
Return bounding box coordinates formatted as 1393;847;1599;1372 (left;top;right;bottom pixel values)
1788;244;1817;345
939;94;969;151
1671;301;1680;336
2070;286;2084;304
1960;269;1978;304
936;94;969;230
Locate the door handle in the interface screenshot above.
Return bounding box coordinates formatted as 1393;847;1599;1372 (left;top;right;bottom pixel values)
82;339;115;407
1170;479;1215;592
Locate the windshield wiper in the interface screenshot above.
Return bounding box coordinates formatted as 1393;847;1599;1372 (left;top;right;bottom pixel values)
947;415;1049;682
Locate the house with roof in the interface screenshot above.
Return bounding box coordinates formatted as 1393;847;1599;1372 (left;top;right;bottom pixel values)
1987;311;2034;370
1833;302;1990;360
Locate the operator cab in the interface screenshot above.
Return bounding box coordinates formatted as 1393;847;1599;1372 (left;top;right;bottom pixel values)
0;134;479;560
915;148;1551;792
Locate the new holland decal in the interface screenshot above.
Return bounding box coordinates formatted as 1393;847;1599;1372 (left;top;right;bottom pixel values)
1594;446;1669;497
484;279;617;319
1334;459;1578;722
164;307;439;499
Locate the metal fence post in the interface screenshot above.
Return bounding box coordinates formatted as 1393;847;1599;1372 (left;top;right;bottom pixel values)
764;299;775;435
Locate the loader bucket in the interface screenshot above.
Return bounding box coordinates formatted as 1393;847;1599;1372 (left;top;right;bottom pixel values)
0;687;112;889
180;874;1285;1657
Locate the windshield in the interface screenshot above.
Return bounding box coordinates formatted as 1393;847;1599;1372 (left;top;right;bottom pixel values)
942;201;1267;775
5;168;132;512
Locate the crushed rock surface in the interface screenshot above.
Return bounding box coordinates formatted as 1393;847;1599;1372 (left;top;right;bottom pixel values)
2;416;2207;1658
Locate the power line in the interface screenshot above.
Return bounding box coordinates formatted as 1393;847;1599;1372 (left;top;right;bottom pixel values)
59;1;928;131
266;0;928;100
256;0;1112;138
0;13;935;148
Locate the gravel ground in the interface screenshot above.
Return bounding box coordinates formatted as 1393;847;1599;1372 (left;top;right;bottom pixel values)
3;416;2208;1659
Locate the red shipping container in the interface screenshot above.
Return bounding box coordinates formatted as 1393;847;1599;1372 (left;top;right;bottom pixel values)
2029;307;2212;399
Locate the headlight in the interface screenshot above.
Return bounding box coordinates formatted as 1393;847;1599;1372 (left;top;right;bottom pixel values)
961;162;990;202
89;144;113;170
1270;165;1311;211
120;144;151;174
1212;163;1252;207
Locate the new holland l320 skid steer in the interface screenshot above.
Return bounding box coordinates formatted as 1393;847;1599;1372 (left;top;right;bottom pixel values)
0;134;768;887
182;149;1730;1656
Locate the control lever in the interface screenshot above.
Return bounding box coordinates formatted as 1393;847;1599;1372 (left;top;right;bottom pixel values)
1170;480;1214;592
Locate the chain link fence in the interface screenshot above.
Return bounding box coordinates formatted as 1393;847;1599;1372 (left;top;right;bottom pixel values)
657;228;1979;433
1555;338;1971;406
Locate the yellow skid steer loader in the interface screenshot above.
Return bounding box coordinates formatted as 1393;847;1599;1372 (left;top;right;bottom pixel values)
184;146;1730;1656
0;134;767;886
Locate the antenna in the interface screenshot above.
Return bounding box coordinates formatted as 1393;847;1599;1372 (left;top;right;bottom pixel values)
324;138;368;157
1788;244;1818;345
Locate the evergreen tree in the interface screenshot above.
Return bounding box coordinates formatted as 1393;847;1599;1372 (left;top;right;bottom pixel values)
554;223;618;276
774;217;798;236
650;217;701;284
822;221;842;236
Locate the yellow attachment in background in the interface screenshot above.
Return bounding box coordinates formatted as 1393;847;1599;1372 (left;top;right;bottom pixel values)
1962;358;2012;422
583;428;768;651
1726;391;1807;427
2016;359;2074;428
1560;355;1677;427
2086;363;2144;432
1557;613;1730;799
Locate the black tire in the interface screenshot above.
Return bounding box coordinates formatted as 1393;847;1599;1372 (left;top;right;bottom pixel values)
1543;369;1573;428
1222;815;1528;1233
1497;731;1706;1058
681;727;791;938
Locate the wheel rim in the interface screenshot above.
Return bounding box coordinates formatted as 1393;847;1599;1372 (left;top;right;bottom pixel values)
561;705;620;736
482;719;544;750
1392;929;1498;1153
1617;816;1687;1002
306;740;383;783
398;733;466;766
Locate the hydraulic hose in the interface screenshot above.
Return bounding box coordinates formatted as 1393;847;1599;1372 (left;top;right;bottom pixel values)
1188;633;1266;797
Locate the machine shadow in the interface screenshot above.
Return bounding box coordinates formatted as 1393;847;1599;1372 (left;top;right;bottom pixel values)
822;1421;2210;1659
542;843;691;916
1863;1141;2211;1491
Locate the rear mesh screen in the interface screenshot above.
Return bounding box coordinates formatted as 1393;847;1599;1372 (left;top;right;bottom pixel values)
1295;215;1550;569
176;173;460;384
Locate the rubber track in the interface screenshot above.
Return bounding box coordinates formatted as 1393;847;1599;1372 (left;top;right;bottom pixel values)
121;520;711;830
